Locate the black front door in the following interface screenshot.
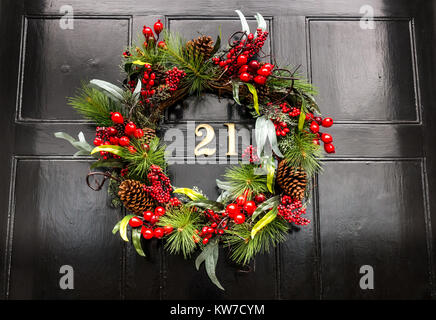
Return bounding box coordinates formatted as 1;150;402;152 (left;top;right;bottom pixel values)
1;0;435;299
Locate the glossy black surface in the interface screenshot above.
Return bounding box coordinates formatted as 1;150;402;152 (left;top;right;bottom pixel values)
1;0;435;299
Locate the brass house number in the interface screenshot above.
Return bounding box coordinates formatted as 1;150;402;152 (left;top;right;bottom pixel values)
194;123;237;157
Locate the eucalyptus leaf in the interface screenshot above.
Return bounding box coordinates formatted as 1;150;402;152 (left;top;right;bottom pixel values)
55;131;92;156
132;228;146;257
195;240;215;270
205;243;224;290
133;79;142;102
235;10;250;34
251;207;277;239
252;195;279;220
186;199;224;211
90;79;124;101
265;119;284;157
232;81;241;105
254;13;267;31
120;214;135;242
216;179;232;191
255;116;268;158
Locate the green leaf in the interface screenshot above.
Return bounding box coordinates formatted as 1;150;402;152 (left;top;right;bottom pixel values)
120;214;135;242
173;188;207;201
132;228;146;257
186;199;224;211
90;79;124;102
246;83;259;115
232;81;241;105
298;99;307;132
251;207;277;239
235;10;250;34
216;179;232;191
252;195;279;220
112;220;122;234
254;13;267;31
265;157;276;193
90;159;124;169
91;145;125;157
210;32;221;56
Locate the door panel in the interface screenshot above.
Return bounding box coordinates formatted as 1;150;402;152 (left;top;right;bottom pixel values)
1;0;435;299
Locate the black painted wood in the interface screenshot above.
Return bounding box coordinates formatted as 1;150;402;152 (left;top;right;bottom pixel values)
1;0;435;300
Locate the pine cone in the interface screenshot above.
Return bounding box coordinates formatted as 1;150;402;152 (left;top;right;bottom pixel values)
257;84;270;102
142;127;156;144
118;179;155;214
276;161;307;200
153;64;166;87
186;35;214;60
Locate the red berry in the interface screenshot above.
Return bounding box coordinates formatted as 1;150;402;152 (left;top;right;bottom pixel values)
254;193;266;203
143;211;154;221
125;122;137;136
237;55;248;65
127;145;136;154
142;143;150;151
324;143;336;153
234;214;246;224
142;26;153;38
239;65;249;74
119;136;130;146
134;128;144;139
239;72;250;82
243;201;257;215
109;136;119;145
248;60;260;70
93;137;103;146
257;67;271;76
151;215;160;224
153;227;164;239
314;117;323;125
226;203;239;216
310;121;320;133
247;33;254;41
129;217;143;228
141;227;153;239
155;206;166;216
263;63;274;70
111;112;124;124
313;139;320;145
322;117;334;128
157;41;166;49
153;19;164;35
236;195;246;207
107;127;117;136
164;225;173;234
254;75;267;85
321;133;333;144
202;238;209;245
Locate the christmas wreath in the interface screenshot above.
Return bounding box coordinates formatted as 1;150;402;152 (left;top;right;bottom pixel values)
56;11;336;290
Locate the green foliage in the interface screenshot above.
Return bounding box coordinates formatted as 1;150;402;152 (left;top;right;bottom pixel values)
279;131;322;177
218;164;269;200
160;29;217;94
224;217;289;265
158;206;203;258
108;173;122;208
68;84;126;126
124;137;167;180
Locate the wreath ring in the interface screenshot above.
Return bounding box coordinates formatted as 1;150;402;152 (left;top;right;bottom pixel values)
56;10;336;290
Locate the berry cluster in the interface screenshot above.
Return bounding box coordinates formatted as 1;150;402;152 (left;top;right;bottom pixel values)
309;116;335;153
225;194;258;225
212;28;269;79
273;120;290;137
144;165;172;204
165;67;186;92
142;19;163;43
242;145;260;163
93;112;144;159
195;209;228;245
238;61;274;85
140;64;157;103
278;195;310;226
169;197;182;207
128;206;174;240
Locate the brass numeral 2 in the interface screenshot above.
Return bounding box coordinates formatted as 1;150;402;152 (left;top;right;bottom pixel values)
194;123;237;156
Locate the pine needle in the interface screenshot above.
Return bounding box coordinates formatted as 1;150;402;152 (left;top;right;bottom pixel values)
222;164;269;200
